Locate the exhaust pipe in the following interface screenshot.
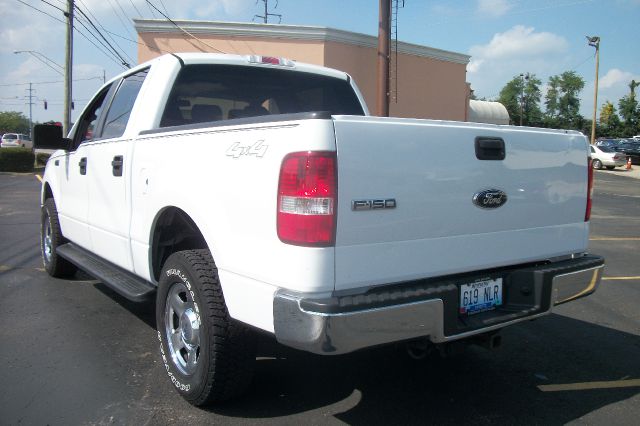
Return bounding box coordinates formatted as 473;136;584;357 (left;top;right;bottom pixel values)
473;333;502;350
405;338;434;360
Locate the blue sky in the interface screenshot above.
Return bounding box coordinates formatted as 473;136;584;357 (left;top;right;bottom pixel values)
1;0;638;125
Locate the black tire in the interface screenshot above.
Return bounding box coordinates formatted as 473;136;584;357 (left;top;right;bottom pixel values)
592;159;603;169
156;249;255;405
41;198;77;277
606;166;615;170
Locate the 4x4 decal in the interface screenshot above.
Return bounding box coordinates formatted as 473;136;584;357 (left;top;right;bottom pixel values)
225;140;268;159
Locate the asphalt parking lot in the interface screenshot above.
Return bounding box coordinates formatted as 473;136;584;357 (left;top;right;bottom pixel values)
0;169;638;425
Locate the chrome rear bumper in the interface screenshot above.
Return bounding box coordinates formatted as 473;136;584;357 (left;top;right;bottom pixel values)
273;255;604;355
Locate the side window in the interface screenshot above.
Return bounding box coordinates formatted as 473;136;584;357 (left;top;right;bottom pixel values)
101;69;149;139
590;146;595;153
72;85;112;149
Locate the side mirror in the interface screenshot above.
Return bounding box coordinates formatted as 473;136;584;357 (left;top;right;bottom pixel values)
33;124;72;151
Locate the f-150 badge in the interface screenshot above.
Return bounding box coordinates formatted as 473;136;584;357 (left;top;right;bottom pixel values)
473;189;507;209
352;199;397;211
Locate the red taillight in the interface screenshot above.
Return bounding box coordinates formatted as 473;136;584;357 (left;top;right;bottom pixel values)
586;157;594;221
277;151;337;246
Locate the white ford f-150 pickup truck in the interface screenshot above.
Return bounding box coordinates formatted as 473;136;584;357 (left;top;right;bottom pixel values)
34;53;604;405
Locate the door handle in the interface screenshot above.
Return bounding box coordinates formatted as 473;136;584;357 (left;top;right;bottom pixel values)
79;157;87;175
475;137;505;160
111;155;123;177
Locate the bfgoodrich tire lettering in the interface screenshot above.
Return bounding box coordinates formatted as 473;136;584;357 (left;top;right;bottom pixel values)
156;249;255;405
41;198;77;277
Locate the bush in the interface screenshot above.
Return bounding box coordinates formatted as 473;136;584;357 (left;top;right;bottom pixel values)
0;148;35;172
36;152;51;167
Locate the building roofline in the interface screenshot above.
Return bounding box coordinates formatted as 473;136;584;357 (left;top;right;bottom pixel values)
134;19;470;65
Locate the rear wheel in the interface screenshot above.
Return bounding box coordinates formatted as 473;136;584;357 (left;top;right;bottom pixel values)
41;198;77;277
592;159;603;169
156;249;255;405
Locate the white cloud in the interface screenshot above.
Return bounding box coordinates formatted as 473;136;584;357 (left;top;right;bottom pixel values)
466;26;572;102
477;0;513;17
599;68;637;89
469;25;568;63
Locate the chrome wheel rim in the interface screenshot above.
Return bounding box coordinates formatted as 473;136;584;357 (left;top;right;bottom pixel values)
43;215;53;263
164;282;201;376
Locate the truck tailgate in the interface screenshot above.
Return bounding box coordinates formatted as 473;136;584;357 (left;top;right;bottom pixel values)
333;116;590;291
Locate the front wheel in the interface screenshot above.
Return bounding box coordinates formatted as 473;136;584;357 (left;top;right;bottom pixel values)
156;249;255;405
41;198;77;277
592;159;603;169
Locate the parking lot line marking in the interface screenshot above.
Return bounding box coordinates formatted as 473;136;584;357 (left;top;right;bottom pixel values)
590;237;640;241
35;174;43;183
538;379;640;392
0;265;11;272
602;276;640;281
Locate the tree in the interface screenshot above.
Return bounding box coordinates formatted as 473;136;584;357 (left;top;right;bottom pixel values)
618;80;639;137
498;73;542;126
0;111;30;134
599;101;621;137
544;71;585;130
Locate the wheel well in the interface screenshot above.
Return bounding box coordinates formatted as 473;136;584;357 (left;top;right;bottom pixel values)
151;207;207;282
43;183;53;203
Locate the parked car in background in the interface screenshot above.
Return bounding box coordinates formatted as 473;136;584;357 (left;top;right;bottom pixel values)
595;138;624;148
614;141;640;165
590;145;626;169
1;133;33;149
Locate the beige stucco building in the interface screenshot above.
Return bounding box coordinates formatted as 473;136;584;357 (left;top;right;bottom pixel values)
134;20;471;121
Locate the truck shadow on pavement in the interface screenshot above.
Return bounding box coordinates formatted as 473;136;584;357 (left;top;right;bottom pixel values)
215;315;640;425
94;285;640;425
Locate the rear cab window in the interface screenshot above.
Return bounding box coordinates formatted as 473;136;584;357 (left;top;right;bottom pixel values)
160;64;364;128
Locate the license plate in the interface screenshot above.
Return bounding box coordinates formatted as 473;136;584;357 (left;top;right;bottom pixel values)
459;278;503;315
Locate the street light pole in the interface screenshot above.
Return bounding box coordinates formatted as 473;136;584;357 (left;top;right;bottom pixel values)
14;50;64;76
587;36;600;144
64;0;74;136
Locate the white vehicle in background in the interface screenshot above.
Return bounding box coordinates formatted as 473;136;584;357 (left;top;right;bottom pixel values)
590;144;627;169
34;53;604;406
1;133;32;149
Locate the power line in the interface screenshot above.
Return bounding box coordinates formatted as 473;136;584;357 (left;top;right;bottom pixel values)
144;0;226;53
74;0;136;65
146;0;159;18
74;14;130;68
15;0;65;24
157;0;169;16
101;27;171;55
39;0;65;13
15;0;130;70
108;0;137;38
0;77;104;88
73;4;132;67
128;0;143;17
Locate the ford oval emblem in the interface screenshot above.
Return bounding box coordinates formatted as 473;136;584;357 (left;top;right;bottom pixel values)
473;189;508;209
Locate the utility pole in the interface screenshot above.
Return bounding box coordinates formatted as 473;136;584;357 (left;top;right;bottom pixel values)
26;83;34;138
64;0;74;135
377;0;391;117
254;0;281;24
587;36;600;144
